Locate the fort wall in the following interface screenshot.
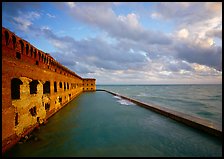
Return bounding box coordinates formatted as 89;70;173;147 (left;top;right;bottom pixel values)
2;27;96;153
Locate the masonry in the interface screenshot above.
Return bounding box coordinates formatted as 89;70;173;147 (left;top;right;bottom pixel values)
2;27;96;153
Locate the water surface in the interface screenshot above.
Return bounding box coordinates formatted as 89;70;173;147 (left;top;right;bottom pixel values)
4;91;222;157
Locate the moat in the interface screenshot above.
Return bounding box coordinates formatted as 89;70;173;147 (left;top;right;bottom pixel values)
4;91;222;157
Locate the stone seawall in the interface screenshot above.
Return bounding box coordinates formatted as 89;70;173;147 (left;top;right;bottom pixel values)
97;89;222;139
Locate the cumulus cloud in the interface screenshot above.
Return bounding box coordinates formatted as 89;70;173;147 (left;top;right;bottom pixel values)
63;2;172;45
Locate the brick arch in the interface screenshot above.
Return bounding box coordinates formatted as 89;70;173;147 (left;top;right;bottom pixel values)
25;43;29;55
30;46;33;57
19;40;24;54
12;35;17;49
4;30;10;46
11;78;23;100
33;48;36;58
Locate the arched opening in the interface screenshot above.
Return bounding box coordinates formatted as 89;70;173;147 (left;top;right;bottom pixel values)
43;81;50;94
34;49;36;58
29;106;37;116
64;82;66;91
26;44;29;55
5;31;9;46
12;35;16;49
67;83;69;90
54;81;57;92
29;80;39;94
19;40;24;54
30;47;33;57
16;52;21;59
45;103;50;111
11;78;23;99
59;97;62;104
59;82;62;88
38;52;41;60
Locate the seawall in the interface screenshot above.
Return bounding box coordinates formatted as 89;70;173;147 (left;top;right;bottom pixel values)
97;89;222;139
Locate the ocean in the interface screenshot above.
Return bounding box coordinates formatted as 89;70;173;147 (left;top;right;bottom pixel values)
97;84;222;127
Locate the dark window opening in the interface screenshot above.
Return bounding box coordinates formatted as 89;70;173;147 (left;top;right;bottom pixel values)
59;82;62;88
67;83;69;89
87;84;88;86
91;84;93;86
29;80;39;94
91;88;93;90
29;106;37;116
38;52;41;60
59;97;62;104
11;78;23;99
37;117;40;123
64;82;66;91
69;94;71;98
34;50;36;58
43;81;50;94
26;44;29;55
36;61;39;65
12;35;16;49
16;52;21;59
55;69;57;72
5;31;9;46
15;113;19;126
45;103;50;111
54;82;57;92
30;47;33;57
19;40;24;54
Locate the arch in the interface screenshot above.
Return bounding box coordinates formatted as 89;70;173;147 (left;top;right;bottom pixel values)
54;81;57;92
43;81;50;94
19;40;24;54
11;78;23;99
12;35;16;49
67;83;69;90
38;51;41;60
5;30;9;46
29;106;37;116
30;47;33;57
26;44;29;55
33;49;36;58
29;80;39;94
64;82;66;91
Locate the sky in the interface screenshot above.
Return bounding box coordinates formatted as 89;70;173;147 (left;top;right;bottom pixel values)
2;2;222;84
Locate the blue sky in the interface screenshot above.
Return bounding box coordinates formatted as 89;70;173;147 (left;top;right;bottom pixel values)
2;2;222;84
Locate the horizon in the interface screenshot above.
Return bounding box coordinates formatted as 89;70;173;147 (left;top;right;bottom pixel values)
96;83;222;85
2;2;222;84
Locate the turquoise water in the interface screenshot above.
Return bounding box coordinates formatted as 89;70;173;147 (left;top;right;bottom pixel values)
4;91;222;157
97;84;222;127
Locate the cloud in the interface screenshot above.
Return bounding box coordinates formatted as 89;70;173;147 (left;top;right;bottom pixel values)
46;13;56;18
10;11;40;33
64;2;172;45
174;40;222;71
66;2;76;8
2;2;222;84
